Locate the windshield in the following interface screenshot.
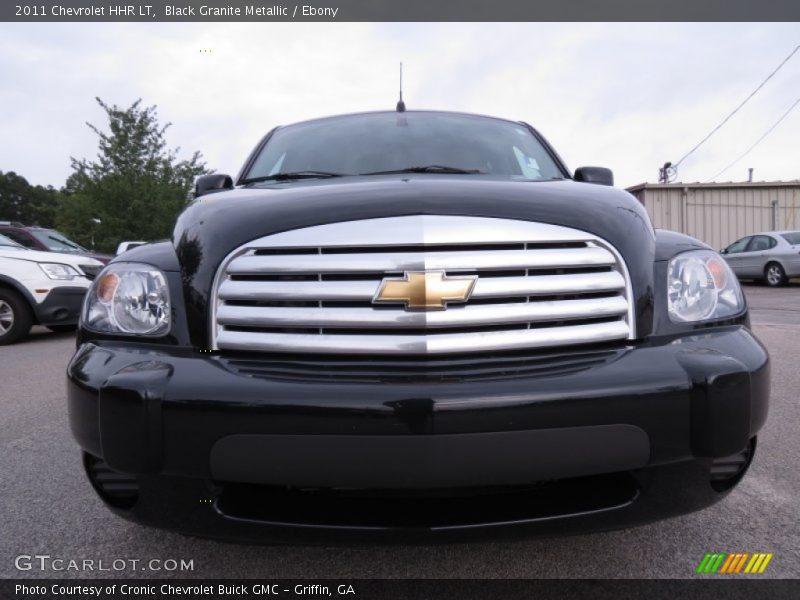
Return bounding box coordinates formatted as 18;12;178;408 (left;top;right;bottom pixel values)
31;229;88;253
0;233;22;248
245;113;565;182
781;232;800;245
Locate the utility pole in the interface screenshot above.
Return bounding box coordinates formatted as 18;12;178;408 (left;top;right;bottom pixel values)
89;218;101;250
659;162;676;184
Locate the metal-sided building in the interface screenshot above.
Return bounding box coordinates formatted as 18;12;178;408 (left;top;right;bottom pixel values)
626;181;800;251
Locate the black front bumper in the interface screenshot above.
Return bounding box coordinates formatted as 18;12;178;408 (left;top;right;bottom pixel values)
67;326;769;542
35;286;86;326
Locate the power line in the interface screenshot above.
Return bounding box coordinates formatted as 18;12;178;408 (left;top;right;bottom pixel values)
674;43;800;168
706;94;800;182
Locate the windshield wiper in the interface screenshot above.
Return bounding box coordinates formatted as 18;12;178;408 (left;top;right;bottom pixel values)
361;165;485;175
242;171;349;184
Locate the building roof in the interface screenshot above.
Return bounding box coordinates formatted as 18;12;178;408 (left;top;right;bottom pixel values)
626;180;800;193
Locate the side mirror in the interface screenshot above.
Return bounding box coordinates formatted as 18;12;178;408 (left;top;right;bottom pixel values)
574;166;614;187
720;248;728;255
195;174;234;198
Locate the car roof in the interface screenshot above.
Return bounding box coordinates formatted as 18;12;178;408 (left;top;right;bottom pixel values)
753;231;800;236
0;223;51;231
275;109;526;131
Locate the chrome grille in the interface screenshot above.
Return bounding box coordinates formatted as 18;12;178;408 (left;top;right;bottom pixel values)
211;216;634;355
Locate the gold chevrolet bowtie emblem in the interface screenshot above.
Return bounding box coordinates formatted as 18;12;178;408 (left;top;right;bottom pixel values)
373;271;478;310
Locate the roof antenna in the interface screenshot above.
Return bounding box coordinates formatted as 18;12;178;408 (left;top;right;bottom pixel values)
396;62;406;112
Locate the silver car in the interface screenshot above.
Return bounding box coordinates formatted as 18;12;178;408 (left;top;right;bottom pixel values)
721;230;800;286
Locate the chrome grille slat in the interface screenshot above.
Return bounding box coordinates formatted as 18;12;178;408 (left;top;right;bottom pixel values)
216;321;632;355
217;296;629;329
226;246;616;275
217;271;626;302
211;216;635;355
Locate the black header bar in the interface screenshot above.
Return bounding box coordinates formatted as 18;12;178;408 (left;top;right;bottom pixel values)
2;0;800;22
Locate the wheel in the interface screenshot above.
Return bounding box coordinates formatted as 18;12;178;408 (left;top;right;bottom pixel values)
764;262;787;287
0;288;33;345
47;324;77;333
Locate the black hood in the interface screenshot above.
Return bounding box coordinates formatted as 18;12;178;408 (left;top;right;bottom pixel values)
170;175;656;346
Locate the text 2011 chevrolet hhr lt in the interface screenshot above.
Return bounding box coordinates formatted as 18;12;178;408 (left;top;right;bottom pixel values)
67;111;769;542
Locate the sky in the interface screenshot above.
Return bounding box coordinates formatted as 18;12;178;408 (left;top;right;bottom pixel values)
0;22;798;190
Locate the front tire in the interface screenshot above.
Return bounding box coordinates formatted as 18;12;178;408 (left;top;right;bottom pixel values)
764;262;787;287
0;288;33;345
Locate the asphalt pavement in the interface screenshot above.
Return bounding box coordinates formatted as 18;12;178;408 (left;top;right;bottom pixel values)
1;283;798;579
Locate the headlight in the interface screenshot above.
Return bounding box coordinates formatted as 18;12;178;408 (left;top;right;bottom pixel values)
38;263;80;280
667;250;745;322
82;263;170;336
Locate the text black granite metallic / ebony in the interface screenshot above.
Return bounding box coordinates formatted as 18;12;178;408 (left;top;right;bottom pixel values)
67;111;769;542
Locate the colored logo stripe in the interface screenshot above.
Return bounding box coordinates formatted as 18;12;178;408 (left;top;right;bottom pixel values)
719;553;736;573
697;553;773;574
722;553;749;573
697;553;726;573
744;553;774;574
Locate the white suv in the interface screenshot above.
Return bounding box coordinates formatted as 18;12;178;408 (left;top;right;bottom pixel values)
0;233;103;344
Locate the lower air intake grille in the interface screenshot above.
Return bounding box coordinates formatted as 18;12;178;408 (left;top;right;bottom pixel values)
216;473;639;529
83;453;138;509
219;348;624;384
710;438;756;492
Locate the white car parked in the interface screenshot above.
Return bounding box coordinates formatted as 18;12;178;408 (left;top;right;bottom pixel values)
721;230;800;287
0;233;103;344
115;240;147;255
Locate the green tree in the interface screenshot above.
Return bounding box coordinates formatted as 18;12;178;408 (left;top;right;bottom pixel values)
0;171;60;226
56;98;208;252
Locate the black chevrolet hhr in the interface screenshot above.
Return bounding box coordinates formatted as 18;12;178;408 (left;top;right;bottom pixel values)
67;110;769;542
